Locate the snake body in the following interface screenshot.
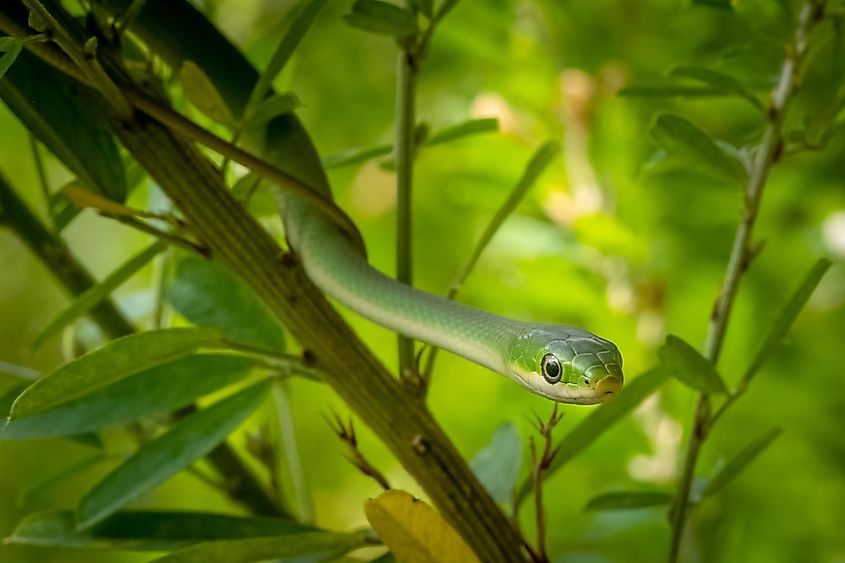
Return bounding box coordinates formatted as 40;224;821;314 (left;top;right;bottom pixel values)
277;184;624;405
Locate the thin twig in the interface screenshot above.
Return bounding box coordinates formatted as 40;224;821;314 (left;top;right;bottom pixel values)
99;212;210;255
327;414;391;491
667;2;823;561
527;405;564;563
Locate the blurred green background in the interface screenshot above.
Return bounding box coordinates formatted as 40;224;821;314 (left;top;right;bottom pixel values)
1;0;844;562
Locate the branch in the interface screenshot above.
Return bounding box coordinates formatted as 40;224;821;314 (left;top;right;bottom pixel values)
667;2;824;560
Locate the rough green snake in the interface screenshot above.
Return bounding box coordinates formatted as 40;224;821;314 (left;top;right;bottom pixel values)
91;0;623;405
276;186;624;405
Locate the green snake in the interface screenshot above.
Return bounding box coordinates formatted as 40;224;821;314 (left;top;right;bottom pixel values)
95;0;624;405
276;186;624;405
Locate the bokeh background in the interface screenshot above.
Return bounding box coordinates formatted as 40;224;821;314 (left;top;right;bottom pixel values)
1;0;844;562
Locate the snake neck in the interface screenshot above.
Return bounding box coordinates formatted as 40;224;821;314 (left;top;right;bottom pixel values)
282;198;521;373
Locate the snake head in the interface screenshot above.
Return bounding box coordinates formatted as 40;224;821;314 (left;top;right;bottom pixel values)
508;326;623;404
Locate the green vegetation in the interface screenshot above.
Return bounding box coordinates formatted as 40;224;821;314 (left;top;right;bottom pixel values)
0;0;843;562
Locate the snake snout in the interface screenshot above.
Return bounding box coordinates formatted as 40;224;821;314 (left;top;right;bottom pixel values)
596;375;623;399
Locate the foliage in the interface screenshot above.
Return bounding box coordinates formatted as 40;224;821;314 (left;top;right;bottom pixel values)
0;0;843;562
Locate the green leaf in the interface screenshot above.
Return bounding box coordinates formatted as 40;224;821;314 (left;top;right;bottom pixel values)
243;0;328;116
32;241;167;351
7;510;311;551
245;93;301;132
76;381;269;528
7;327;221;420
344;0;419;37
168;256;286;352
426;118;499;145
2;354;254;439
151;530;367;563
584;491;672;511
702;427;783;498
322;118;497;170
514;368;668;505
0;50;126;202
0;39;22;79
650;112;747;185
322;144;393;169
670;65;763;110
450;142;559;293
470;422;522;505
658;335;728;394
180;61;237;127
744;258;832;381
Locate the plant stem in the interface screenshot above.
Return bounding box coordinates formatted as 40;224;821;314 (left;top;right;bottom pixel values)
667;3;821;560
395;23;418;382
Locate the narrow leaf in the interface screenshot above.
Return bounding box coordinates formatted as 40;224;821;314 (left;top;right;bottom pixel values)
744;258;832;381
584;491;672;511
364;490;480;563
151;530;367;563
426;118;499;145
345;0;419;37
0;40;22;79
702;427;783;498
322;119;497;170
658;335;728;394
515;368;668;505
76;381;269;528
245;93;301;132
7;510;311;551
33;241;167;350
650;112;747;185
180;61;236;127
322;144;393;169
670;65;764;110
451;142;559;292
8;328;221;420
244;0;327;115
470;422;522;505
0;50;126;201
2;354;254;439
168;256;286;351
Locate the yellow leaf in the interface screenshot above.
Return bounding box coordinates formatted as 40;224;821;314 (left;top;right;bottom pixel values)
179;61;235;127
364;490;480;563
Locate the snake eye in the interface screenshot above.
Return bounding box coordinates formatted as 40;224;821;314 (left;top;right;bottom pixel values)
541;354;562;384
